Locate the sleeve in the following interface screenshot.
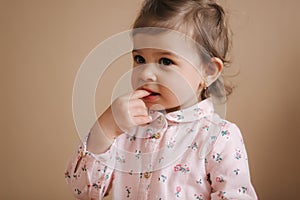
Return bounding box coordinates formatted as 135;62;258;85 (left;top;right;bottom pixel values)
64;133;115;200
206;122;258;200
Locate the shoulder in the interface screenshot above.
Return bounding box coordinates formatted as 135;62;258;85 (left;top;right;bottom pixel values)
198;114;245;157
201;114;243;141
210;117;247;162
207;113;243;139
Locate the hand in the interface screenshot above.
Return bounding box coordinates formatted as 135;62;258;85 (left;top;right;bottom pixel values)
87;90;152;154
111;90;152;133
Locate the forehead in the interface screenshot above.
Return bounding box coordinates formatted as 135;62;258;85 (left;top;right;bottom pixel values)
132;30;201;65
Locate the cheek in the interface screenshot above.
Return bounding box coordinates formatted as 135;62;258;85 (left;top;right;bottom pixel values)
131;69;139;90
183;68;203;91
163;73;197;96
171;73;202;103
191;74;202;90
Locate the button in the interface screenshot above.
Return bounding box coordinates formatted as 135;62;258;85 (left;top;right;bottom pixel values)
154;132;161;139
144;172;151;179
80;151;86;157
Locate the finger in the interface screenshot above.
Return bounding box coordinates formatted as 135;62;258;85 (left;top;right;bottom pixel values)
128;100;149;118
130;107;149;117
130;89;151;99
132;116;152;125
129;98;147;109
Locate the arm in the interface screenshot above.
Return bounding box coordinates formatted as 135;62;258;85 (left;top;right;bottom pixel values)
87;89;152;154
206;122;258;200
87;106;122;154
65;90;152;199
64;106;119;199
64;137;114;200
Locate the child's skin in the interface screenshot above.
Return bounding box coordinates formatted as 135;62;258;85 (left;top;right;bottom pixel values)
87;31;223;154
66;1;258;197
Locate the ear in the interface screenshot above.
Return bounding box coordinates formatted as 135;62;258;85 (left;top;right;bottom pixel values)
204;57;223;86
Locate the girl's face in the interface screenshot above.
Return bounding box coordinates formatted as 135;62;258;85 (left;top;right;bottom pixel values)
131;32;204;111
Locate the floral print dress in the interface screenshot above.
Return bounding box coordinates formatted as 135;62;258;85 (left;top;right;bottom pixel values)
65;98;257;199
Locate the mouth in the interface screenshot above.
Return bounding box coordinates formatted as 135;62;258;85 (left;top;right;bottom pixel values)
148;91;160;96
142;88;160;95
140;88;161;102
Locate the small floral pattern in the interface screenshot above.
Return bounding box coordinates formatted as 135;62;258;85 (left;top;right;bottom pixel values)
217;191;228;200
216;176;225;183
174;164;190;174
188;142;199;150
175;186;182;197
212;153;223;163
158;174;167;183
194;193;204;200
238;186;248;194
65;98;257;199
167;138;176;149
221;130;231;140
125;186;131;198
234;148;242;160
233;168;240;175
196;178;203;185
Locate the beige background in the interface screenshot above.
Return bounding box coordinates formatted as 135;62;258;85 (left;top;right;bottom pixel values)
1;0;300;199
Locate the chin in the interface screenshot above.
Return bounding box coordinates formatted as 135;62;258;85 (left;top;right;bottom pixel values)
146;102;181;112
145;102;165;111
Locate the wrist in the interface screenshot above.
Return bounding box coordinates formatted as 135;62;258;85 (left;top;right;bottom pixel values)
99;106;123;139
86;106;122;154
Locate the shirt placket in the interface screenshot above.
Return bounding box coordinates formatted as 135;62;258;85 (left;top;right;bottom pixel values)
137;115;167;200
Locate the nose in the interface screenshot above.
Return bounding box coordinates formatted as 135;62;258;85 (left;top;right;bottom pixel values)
139;63;157;82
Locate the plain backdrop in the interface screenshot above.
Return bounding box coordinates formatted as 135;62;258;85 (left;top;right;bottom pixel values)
1;0;300;199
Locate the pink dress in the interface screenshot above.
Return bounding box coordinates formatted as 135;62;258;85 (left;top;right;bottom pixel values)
65;98;257;199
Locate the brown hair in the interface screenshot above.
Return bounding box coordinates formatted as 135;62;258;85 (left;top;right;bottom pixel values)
132;0;233;99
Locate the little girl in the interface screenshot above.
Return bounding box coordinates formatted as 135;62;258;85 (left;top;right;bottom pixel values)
65;0;257;199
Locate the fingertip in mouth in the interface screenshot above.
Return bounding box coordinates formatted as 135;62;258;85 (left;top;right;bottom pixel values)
148;92;160;96
140;88;160;96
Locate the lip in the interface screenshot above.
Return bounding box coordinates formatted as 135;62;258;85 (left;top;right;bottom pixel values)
143;93;160;102
139;87;161;103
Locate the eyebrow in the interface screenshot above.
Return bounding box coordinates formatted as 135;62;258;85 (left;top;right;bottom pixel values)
131;49;139;54
132;49;180;59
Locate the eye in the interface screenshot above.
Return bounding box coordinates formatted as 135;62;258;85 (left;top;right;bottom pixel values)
134;55;145;64
159;58;174;66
